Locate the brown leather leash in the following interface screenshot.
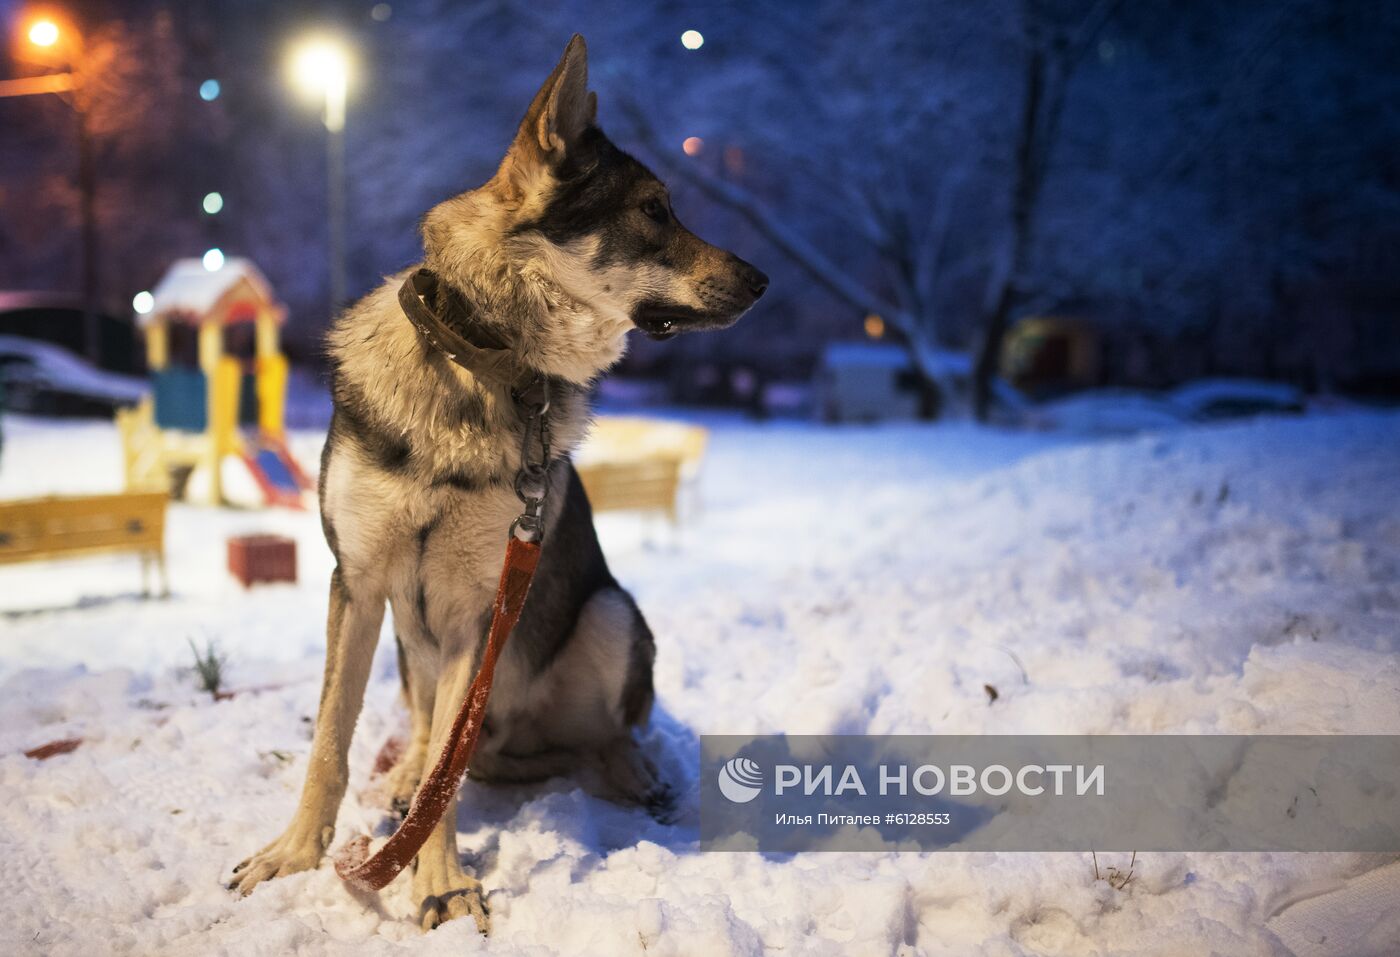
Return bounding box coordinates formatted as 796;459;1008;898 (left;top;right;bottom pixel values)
333;272;553;892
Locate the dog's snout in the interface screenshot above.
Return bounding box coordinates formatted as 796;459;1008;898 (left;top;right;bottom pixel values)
739;263;769;299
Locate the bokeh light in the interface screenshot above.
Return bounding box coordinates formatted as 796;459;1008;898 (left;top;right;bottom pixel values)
202;248;225;271
681;30;704;50
683;136;704;156
199;79;221;101
202;191;224;215
131;291;154;315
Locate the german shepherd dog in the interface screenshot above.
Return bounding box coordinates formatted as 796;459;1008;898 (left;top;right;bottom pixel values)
230;36;766;932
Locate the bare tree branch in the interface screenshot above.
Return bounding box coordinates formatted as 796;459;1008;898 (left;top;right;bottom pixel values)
1033;0;1127;194
1157;1;1303;183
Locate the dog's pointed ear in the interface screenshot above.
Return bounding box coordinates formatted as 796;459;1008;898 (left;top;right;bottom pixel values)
518;35;593;163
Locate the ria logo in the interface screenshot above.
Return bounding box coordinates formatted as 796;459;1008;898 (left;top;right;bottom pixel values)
717;757;764;803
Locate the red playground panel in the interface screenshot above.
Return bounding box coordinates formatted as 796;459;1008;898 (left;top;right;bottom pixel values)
227;534;297;588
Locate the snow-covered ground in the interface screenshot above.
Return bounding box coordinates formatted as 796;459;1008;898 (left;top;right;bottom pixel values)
1;409;1398;955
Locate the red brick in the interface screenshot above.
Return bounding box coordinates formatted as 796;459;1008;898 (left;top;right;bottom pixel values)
227;534;297;588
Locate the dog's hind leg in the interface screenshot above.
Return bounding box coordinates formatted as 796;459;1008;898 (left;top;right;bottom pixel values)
523;585;673;814
232;567;385;895
597;734;673;819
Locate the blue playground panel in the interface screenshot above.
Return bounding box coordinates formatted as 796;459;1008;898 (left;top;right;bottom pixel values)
254;445;300;493
153;368;207;432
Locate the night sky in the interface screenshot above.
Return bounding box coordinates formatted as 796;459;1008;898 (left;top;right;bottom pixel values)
2;0;1397;395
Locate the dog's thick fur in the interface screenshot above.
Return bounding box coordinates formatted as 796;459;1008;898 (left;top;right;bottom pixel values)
230;36;765;932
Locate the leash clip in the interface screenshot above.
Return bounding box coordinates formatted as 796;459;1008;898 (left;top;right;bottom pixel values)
509;508;543;543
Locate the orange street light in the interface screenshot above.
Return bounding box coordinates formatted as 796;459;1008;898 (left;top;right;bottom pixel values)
14;9;82;67
3;13;79;94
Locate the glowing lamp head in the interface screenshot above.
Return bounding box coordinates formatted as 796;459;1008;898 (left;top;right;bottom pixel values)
28;20;60;48
681;30;704;50
132;291;154;315
202;248;225;271
291;39;350;96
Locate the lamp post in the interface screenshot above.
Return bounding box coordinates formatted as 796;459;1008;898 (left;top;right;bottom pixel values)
4;13;100;363
290;38;351;319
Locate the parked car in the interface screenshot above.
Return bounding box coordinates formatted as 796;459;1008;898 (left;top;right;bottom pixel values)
1166;378;1306;421
0;335;147;418
1027;379;1308;435
0;291;141;374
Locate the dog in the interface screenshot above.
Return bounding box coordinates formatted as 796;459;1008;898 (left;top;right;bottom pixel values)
230;35;766;933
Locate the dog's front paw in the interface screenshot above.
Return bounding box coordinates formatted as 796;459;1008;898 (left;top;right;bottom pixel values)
228;825;330;896
418;874;490;934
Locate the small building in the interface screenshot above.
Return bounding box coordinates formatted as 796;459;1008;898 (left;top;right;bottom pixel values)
142;257;287;435
119;258;311;507
814;342;922;422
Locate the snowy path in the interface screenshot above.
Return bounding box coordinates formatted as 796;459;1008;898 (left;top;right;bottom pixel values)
1;411;1397;955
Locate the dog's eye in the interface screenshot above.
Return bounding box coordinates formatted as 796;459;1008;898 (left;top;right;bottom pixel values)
640;198;669;225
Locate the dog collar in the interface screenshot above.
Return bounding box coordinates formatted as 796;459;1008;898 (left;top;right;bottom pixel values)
397;268;537;392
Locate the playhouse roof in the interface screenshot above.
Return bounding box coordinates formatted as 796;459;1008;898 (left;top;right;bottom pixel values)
144;258;285;326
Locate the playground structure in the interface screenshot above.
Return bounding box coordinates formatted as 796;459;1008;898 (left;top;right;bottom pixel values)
117;258;312;507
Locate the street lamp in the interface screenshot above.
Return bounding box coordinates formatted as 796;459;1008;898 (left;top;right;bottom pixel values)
4;11;101;363
289;37;351;318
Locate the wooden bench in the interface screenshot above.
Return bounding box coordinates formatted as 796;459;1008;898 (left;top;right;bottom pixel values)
574;417;708;524
0;492;170;597
576;455;686;522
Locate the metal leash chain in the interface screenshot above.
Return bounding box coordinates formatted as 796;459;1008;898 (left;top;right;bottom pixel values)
509;376;552;543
